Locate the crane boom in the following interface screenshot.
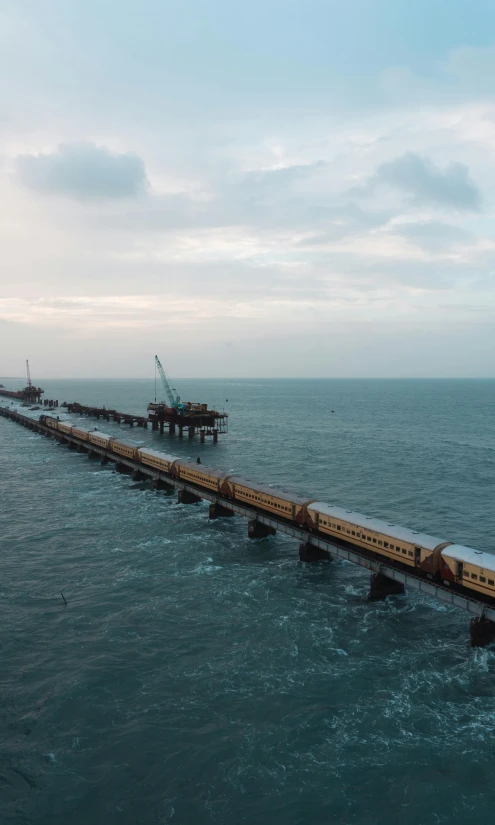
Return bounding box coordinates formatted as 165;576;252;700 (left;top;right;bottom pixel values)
155;355;180;408
26;359;32;389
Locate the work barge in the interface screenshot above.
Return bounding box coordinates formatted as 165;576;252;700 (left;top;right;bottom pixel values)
1;404;495;648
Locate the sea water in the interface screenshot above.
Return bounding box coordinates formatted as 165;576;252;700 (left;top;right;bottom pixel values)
1;378;495;824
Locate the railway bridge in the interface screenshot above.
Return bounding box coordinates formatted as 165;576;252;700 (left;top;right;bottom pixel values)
1;405;494;647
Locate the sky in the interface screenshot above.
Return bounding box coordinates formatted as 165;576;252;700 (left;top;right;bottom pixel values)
1;0;495;378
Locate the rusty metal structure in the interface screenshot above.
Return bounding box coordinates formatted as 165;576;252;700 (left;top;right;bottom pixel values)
61;401;228;441
0;360;44;403
149;354;228;441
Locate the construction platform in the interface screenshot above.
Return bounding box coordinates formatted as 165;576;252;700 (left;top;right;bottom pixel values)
0;385;44;404
147;403;228;442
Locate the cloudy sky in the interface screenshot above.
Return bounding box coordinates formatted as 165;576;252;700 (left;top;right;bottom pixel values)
1;0;495;378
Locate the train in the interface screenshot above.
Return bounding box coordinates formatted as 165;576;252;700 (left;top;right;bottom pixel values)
40;414;495;601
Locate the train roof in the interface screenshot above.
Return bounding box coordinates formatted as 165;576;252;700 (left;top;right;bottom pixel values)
179;460;233;480
112;439;138;449
90;430;113;439
442;544;495;569
308;501;445;551
233;477;313;505
137;447;180;463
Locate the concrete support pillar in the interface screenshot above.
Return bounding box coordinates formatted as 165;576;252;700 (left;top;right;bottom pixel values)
188;426;195;438
132;469;148;481
159;420;164;435
200;430;205;443
248;519;276;539
178;488;201;504
470;617;495;647
209;502;235;520
115;462;132;474
152;419;158;431
169;422;175;435
369;572;405;601
213;430;218;444
153;478;174;492
100;456;109;465
88;450;99;460
299;542;331;562
178;426;183;438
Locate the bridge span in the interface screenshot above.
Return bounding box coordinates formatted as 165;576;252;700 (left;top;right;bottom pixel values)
1;404;494;647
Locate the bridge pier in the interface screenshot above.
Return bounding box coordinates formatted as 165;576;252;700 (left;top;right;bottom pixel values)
188;426;195;439
88;450;99;460
470;616;495;647
132;469;148;481
153;478;174;492
209;502;234;520
168;422;175;435
369;572;405;601
178;488;201;504
248;519;276;539
200;431;205;443
299;542;331;562
115;462;132;474
100;456;109;465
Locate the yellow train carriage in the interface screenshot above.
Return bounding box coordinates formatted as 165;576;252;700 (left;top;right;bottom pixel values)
225;477;313;522
88;430;114;449
110;439;139;460
441;544;495;598
57;421;72;435
307;502;445;570
137;447;179;475
71;426;90;442
176;461;233;492
43;416;59;430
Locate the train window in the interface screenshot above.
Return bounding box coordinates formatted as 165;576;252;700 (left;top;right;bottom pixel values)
378;540;382;546
347;529;350;534
367;536;372;542
402;549;407;555
489;579;494;586
408;551;413;557
372;538;377;543
471;574;478;580
384;542;389;548
464;571;470;578
356;533;360;538
337;525;341;531
352;531;355;536
480;576;486;583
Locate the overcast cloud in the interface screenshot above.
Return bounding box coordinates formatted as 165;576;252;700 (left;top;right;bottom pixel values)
1;0;495;377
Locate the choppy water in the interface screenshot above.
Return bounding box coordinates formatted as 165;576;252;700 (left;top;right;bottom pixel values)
2;378;495;824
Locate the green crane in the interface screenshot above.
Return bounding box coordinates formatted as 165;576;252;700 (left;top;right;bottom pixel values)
155;355;181;409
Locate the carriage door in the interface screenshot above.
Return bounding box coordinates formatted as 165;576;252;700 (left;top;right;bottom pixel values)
414;546;421;567
456;561;463;582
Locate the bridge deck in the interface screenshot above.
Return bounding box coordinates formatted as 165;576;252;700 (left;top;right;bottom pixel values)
1;405;494;626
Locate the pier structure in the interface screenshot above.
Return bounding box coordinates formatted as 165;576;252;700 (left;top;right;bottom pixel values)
61;401;228;441
147;402;228;442
63;402;149;429
0;385;44;404
1;404;494;647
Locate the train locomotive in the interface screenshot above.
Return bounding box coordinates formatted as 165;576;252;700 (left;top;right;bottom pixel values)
39;414;495;601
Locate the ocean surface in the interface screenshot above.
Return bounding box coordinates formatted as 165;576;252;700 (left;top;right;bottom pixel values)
2;378;495;825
